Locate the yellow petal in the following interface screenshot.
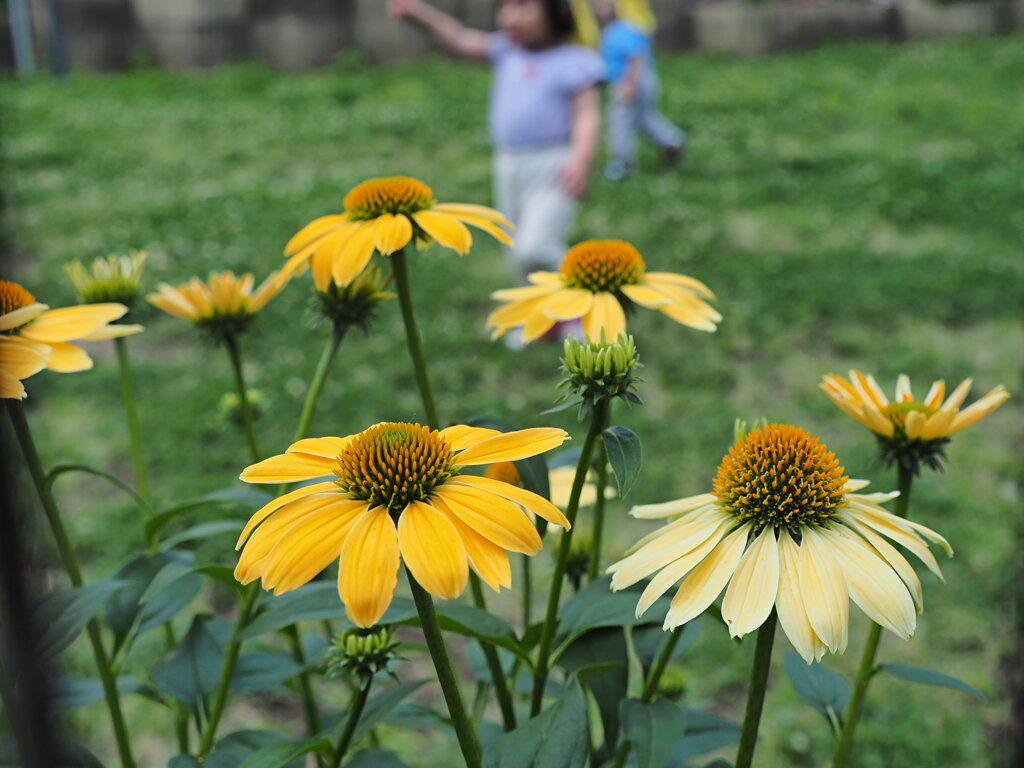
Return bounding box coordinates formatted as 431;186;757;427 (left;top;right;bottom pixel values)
44;342;93;373
148;287;199;320
248;271;284;313
491;283;560;303
286;435;354;459
284;214;348;255
438;425;502;451
434;496;512;591
620;283;672;308
431;202;512;227
0;302;48;331
398;501;469;599
798;527;849;654
450;475;570;529
240;452;338;483
0;336;50;378
948;386;1009;435
923;380;945;409
374;213;414;256
775;530;825;664
79;323;144;341
312;250;333;292
850;370;888;410
657;297;720;332
541;289;594;321
939;378;972;411
663;525;750;629
338;507;400;628
644;272;715;300
721;526;780;638
332;223;377;287
446;212;513;247
412;210;472;254
520;306;558;343
20;304;127;343
0;370;28;399
236;481;341;547
434;485;541;554
919;408;956;440
454;427;569;466
581;292;626;343
903;409;926;440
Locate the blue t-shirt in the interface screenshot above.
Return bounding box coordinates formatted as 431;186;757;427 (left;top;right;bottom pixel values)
488;33;605;150
600;20;651;83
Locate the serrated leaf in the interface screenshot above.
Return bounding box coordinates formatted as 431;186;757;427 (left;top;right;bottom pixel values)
877;663;985;701
620;698;688;768
783;652;849;730
483;680;588;768
36;580;126;657
602;426;642;497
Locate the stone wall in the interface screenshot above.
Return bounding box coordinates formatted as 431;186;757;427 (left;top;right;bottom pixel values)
11;0;1024;73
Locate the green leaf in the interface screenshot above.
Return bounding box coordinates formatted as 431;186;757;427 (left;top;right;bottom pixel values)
174;730;293;768
139;557;196;603
559;627;628;749
483;680;588;768
194;564;246;592
602;426;642;498
620;698;688;768
237;738;332;768
668;710;741;762
631;619;702;669
783;652;850;730
877;663;985;701
403;603;531;666
150;615;225;712
346;750;408;768
50;675;149;710
105;552;202;651
239;583;346;640
349;680;430;745
146;486;270;543
36;580;126;657
163;520;247;549
552;577;669;654
230;653;304;693
44;463;144;510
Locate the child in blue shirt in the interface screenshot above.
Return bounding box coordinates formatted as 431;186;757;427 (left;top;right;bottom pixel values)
595;0;684;180
390;0;605;290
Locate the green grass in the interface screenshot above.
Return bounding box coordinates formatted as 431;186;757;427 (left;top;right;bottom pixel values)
3;35;1022;767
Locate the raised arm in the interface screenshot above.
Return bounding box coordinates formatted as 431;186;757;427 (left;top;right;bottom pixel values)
389;0;491;62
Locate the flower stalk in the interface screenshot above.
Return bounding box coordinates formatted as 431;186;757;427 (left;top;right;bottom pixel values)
6;400;136;768
735;610;778;768
223;334;261;464
832;464;913;768
114;338;153;532
293;322;347;443
586;437;610;581
389;249;439;429
329;674;374;768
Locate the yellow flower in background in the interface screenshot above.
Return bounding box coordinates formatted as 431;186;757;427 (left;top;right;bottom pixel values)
147;271;284;338
282;176;513;287
0;279;142;399
236;422;570;627
608;424;952;664
64;250;147;306
487;240;720;344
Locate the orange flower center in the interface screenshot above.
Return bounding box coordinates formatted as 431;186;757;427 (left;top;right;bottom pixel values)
0;280;36;317
343;177;434;221
713;424;847;533
335;422;456;511
560;240;646;293
485;461;522;487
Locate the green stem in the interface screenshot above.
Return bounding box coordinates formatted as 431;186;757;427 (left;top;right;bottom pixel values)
832;465;914;768
586;437;610;582
6;400;136;768
284;626;321;737
390;249;439;429
522;553;532;629
197;583;260;756
469;574;517;730
293;322;347;443
407;571;482;768
735;611;778;768
610;627;685;768
329;675;373;768
114;338;151;524
530;399;609;716
224;334;261;464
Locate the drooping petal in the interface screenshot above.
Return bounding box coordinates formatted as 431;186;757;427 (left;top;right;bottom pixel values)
609;507;729;586
148;286;199;320
431;203;512;227
644;272;715;300
236;481;341;547
454;427;568;466
78;323;144;341
797;527;850;654
0;302;48;331
581;292;626;343
240;452;339;483
540;289;594;321
775;529;824;664
332;223;377;287
397;501;469;599
520;306;558;343
663;525;750;630
374;213;414;256
631;494;717;520
433;497;512;591
286;436;354;459
721;526;781;638
433;485;541;554
412;211;472;254
20;304;127;343
845;518;924;611
450;475;570;529
43;342;92;373
0;336;50;379
284;214;348;255
620;284;672;308
338;507;400;627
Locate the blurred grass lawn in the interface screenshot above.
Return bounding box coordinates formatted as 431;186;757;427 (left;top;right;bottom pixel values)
3;34;1022;768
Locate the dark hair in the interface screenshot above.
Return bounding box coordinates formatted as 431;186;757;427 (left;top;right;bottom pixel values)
542;0;575;38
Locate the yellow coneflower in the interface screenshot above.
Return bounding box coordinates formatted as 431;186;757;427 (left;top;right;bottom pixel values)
236;422;570;627
487;240;720;344
64;250;147;306
608;424;951;664
147;270;284;337
0;279;142;399
282;176;513;288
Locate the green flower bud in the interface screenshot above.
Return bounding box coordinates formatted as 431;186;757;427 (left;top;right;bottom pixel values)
219;389;264;425
556;333;642;418
64;250;147;306
317;263;394;330
325;626;399;684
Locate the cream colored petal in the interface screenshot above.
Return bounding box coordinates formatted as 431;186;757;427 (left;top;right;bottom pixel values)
20;304;127;343
775;529;823;664
541;288;594;321
338;507;400;627
721;526;781;638
581;292;626;343
450;475;570;530
454;427;568;466
631;493;717;520
663;525;750;630
78;323;144;341
433;485;541;554
398;501;469;599
798;527;850;654
433;496;512;591
631;516;733;617
374;213;414;256
895;374;913;403
412;210;472;254
842;507;943;581
822;526;915;640
240;452;338;483
148;287;199;320
843;479;871;492
851;370;889;410
845;518;924;611
44;342;93;373
948;386;1010;435
939;378;972;411
0;303;48;331
923;380;945;409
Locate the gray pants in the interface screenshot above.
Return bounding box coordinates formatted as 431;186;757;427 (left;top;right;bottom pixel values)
608;69;684;165
493;145;579;281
